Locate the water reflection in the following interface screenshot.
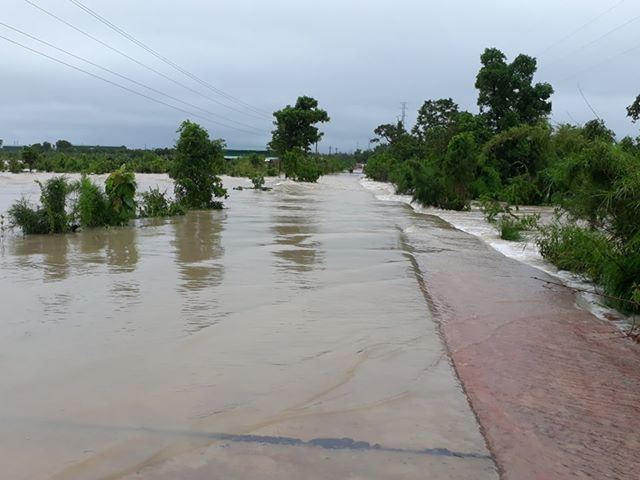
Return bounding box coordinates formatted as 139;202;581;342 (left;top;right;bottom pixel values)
11;234;70;282
105;227;139;274
173;210;226;333
271;193;324;284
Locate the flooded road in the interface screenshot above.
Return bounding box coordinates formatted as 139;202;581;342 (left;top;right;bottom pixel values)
0;174;496;479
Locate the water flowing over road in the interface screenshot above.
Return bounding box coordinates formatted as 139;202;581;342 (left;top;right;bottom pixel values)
0;174;497;479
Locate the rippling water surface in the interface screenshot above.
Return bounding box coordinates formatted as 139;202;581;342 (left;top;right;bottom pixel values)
0;173;496;479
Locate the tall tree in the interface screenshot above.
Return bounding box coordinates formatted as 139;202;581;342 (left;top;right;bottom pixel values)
171;120;227;209
21;146;38;171
55;139;73;151
269;96;329;156
475;48;553;132
412;98;459;142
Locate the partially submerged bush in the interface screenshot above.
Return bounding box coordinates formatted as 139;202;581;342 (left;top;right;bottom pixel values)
480;198;539;241
251;176;265;190
498;214;539;241
537;224;639;313
7;198;48;234
74;175;108;227
105;165;137;225
38;176;71;233
139;187;185;218
8;176;72;234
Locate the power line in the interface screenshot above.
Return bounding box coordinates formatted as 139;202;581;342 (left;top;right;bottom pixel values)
577;84;601;120
0;33;260;135
22;0;268;122
537;0;626;56
560;39;640;81
0;21;263;133
68;0;272;119
546;10;640;67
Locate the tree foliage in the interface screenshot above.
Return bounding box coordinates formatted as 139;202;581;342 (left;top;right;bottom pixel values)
628;94;640;122
171;120;227;209
269;96;329;156
475;48;553;132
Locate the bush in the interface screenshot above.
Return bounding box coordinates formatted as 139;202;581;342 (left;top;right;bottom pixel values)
38;176;71;233
8;176;72;234
536;225;639;313
364;151;394;182
7;198;48;234
139;187;185;218
294;156;321;182
498;214;539;241
481;198;539;241
8;157;23;173
251;176;265;189
74;175;108;227
105;165;137;225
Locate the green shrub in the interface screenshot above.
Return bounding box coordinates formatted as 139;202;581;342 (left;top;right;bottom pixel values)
364;151;394;182
37;176;71;233
251;176;265;189
498;214;539;241
139;187;186;218
8;176;72;234
105;165;137;225
8;157;23;173
294;156;321;182
7;198;48;234
74;175;108;227
536;225;639;313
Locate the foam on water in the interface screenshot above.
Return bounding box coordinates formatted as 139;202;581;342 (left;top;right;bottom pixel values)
360;177;633;331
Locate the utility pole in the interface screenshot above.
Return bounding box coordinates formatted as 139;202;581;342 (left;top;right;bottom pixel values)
400;102;408;128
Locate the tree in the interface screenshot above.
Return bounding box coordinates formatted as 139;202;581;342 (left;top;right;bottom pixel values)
171;120;227;209
444;132;478;202
372;122;406;145
21;146;38;171
412;98;459;142
582;119;615;143
475;48;553;132
627;95;640;122
269;96;329;156
56;139;73;151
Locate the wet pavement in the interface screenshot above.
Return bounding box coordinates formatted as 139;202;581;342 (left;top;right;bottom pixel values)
404;211;640;480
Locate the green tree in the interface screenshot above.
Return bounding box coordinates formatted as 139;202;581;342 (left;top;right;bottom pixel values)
171;120;227;209
475;48;553;132
412;98;459;143
21;146;38;171
269;96;330;156
582;119;615;143
444;132;478;202
56;139;73;151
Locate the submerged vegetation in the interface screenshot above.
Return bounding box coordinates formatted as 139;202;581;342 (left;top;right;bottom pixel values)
5;120;236;234
268;96;330;182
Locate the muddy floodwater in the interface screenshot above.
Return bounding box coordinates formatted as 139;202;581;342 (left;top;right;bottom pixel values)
0;173;497;479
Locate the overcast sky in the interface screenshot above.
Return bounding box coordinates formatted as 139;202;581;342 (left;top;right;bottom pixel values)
1;0;639;151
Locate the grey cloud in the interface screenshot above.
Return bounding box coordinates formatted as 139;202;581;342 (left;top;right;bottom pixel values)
2;0;639;151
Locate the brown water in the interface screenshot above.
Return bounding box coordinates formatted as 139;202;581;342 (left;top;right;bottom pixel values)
0;173;497;479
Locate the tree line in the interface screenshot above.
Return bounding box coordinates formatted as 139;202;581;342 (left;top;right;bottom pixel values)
363;47;639;315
